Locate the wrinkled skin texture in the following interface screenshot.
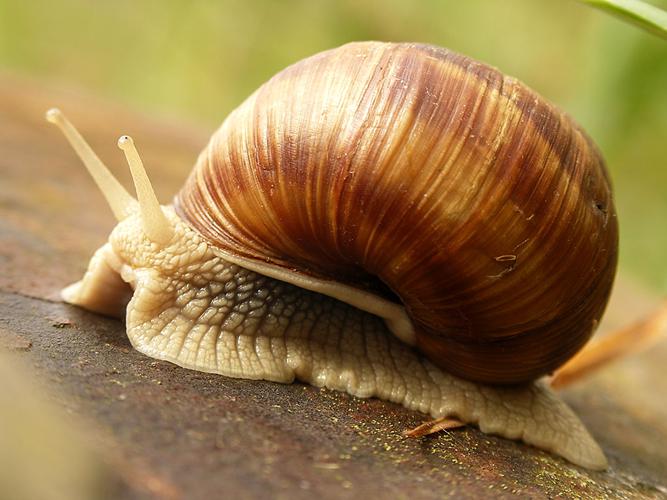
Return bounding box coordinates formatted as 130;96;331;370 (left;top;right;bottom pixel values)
62;207;607;470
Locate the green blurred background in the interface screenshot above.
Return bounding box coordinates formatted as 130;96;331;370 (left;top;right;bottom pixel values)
0;0;665;292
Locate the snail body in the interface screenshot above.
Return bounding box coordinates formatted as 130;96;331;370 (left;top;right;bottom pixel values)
47;42;617;470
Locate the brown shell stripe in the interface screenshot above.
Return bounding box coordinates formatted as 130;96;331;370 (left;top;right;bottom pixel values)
176;42;617;384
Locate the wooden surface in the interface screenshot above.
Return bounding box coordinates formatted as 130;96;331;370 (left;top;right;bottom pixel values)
1;73;667;499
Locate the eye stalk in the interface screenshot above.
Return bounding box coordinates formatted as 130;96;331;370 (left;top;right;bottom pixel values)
45;108;173;245
46;108;136;221
117;135;174;245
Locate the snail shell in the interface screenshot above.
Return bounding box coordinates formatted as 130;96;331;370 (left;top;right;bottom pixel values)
175;41;618;384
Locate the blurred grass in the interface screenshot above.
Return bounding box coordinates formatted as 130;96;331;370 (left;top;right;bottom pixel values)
580;0;667;39
0;0;665;292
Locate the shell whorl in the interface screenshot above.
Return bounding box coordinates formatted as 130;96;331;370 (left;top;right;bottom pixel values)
175;41;618;384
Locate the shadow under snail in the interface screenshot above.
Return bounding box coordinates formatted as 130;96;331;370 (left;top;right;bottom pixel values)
46;41;618;470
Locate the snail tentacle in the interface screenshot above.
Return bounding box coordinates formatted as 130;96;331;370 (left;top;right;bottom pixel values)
118;135;174;244
46;109;137;220
60;243;132;317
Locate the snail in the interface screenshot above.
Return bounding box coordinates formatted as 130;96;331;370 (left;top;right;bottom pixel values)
46;41;617;470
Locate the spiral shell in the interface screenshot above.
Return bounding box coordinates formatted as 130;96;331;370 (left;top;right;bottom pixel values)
175;41;618;384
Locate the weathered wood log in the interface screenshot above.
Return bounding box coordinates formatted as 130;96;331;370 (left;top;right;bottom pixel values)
1;72;666;499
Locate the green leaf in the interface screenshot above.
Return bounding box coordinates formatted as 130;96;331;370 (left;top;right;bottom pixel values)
579;0;667;39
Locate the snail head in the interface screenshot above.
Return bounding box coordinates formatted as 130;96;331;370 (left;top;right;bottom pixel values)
46;109;207;317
